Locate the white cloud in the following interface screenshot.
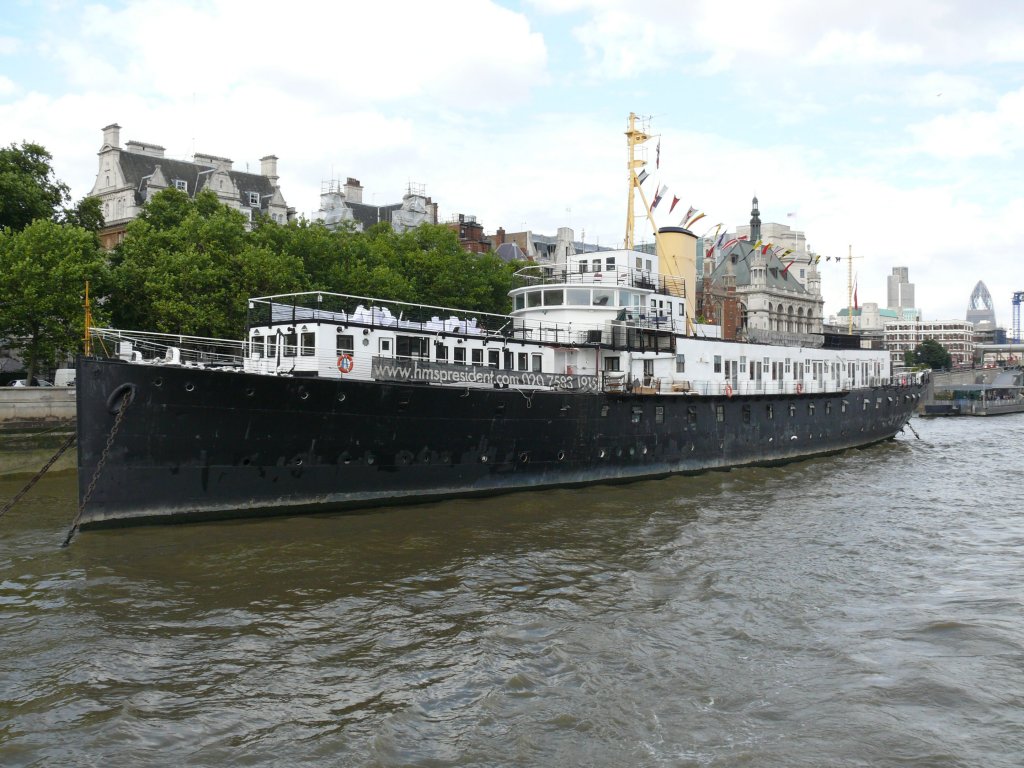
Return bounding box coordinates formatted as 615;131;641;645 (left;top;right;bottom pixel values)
907;86;1024;160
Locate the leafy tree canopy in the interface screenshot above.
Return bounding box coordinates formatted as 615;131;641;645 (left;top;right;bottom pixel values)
908;338;953;370
0;219;109;381
0;142;71;231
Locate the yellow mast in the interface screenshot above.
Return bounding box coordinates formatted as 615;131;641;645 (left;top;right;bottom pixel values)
84;281;92;356
624;112;660;250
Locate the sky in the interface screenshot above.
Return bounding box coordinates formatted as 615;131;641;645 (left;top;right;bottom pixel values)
3;0;1024;325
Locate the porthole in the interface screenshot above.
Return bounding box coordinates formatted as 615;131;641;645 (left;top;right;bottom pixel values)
480;454;489;463
366;453;376;465
185;382;195;392
153;377;163;388
299;388;309;400
337;392;346;402
557;451;566;461
245;386;255;397
598;448;607;459
519;452;530;463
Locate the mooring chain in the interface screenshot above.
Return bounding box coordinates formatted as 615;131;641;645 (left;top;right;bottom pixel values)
0;433;76;520
62;387;133;548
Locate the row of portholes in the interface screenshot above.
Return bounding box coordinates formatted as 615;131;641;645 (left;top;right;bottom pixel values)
596;445;652;459
164;378;350;404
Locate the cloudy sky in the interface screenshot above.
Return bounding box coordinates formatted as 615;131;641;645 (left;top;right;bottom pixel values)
3;0;1023;325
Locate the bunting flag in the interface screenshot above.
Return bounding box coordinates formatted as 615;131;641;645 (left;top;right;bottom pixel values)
854;277;859;310
715;230;727;248
721;237;740;250
825;256;832;261
814;255;821;264
685;212;706;228
637;169;649;185
682;205;697;223
761;242;773;255
651;184;668;209
781;259;795;275
656;139;661;169
669;195;681;214
753;239;763;250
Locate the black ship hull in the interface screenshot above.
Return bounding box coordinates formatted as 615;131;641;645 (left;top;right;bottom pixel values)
75;357;922;529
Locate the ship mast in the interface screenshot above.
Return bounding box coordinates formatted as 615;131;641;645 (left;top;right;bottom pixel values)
624;113;659;250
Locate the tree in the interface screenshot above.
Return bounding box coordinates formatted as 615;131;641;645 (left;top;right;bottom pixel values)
60;195;105;233
0;219;110;382
110;189;307;337
0;142;71;231
910;338;953;370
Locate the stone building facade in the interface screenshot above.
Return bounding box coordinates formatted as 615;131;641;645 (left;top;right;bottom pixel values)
90;123;293;249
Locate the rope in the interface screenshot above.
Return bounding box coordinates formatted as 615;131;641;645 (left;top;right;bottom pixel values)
0;433;76;520
61;387;133;548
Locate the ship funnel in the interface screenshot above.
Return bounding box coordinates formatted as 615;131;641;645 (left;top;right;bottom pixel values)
656;226;697;316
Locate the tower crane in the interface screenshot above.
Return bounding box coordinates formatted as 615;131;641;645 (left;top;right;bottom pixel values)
1013;291;1024;343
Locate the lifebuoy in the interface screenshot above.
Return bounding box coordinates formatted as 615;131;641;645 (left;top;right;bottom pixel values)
725;383;733;398
337;354;354;374
796;382;803;394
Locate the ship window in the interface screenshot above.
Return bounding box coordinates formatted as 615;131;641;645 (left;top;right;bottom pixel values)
250;332;262;357
436;343;448;362
601;405;609;417
397;335;428;359
789;404;796;417
863;399;869;411
767;404;774;420
636;256;642;269
488;349;500;368
283;332;297;357
515;294;525;310
527;291;542;308
632;406;643;424
471;348;483;365
580;261;588;273
842;401;848;413
742;404;751;424
267;335;277;358
592;258;601;271
454;347;466;365
716;405;725;423
300;332;315;356
518;352;528;370
808;403;815;415
687;405;697;424
336;333;354;355
567;288;589;305
676;354;685;373
786;359;792;374
604;356;620;371
825;401;832;415
593;289;614;306
543;289;564;306
655;406;664;424
714;355;722;373
532;354;542;372
606;256;615;271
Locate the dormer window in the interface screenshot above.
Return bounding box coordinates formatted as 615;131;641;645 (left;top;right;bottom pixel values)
174;179;187;192
248;192;260;207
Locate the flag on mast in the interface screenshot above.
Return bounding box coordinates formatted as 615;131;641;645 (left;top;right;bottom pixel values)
669;195;680;214
651;184;668;209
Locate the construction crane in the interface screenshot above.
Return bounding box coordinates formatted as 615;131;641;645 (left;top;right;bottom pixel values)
1014;291;1024;343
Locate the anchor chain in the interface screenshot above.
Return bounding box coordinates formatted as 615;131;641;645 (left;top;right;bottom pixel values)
62;387;133;547
0;433;76;520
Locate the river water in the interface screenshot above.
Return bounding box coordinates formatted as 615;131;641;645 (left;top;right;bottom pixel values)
1;415;1022;767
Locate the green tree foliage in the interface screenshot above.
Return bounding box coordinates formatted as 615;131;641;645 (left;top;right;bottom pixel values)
60;195;105;233
0;142;71;231
111;193;522;337
908;338;953;370
110;189;307;337
0;219;109;381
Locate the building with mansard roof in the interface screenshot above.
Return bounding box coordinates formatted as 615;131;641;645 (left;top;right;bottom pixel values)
316;178;438;234
89;123;294;249
700;197;825;346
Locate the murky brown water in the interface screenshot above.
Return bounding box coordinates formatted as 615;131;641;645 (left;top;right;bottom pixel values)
2;416;1022;767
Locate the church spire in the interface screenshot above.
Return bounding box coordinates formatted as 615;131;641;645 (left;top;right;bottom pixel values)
750;195;761;244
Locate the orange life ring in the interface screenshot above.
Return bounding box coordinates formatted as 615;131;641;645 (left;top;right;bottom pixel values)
796;381;803;394
337;354;354;374
725;383;733;398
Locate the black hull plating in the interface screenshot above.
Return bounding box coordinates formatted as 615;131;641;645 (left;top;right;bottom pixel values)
76;357;922;528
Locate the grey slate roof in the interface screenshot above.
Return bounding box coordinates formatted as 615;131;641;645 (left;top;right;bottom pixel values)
117;151;279;210
709;242;813;294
